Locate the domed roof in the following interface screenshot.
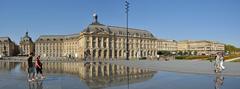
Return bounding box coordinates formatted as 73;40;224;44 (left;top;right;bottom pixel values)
21;32;33;42
81;13;155;38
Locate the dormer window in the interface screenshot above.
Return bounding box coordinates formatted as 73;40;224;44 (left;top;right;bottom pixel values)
143;34;146;37
135;33;139;36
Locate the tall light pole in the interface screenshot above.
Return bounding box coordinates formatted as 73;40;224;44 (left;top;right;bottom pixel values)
125;1;130;89
125;0;129;61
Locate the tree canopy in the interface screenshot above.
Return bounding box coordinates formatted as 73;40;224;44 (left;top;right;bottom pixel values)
225;44;240;54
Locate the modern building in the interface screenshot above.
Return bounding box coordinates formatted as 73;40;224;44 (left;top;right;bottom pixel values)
19;32;35;56
34;13;178;60
177;40;225;55
0;37;18;57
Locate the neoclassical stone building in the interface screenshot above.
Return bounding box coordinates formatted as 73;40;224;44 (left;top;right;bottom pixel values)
19;32;35;56
177;40;225;55
0;37;18;57
35;13;177;60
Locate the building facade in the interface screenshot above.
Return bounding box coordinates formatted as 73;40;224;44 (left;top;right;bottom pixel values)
35;35;64;57
34;13;178;60
177;40;225;55
19;32;35;56
0;37;18;57
33;13;225;60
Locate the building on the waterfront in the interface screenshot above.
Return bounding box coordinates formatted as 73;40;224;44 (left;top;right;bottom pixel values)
0;14;226;59
158;39;177;51
0;37;18;57
34;13;178;60
35;34;80;58
19;32;35;56
177;40;225;55
35;35;64;58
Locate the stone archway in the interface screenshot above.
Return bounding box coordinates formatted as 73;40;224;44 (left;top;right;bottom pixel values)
109;49;112;58
104;50;107;59
119;50;122;57
93;49;96;58
114;50;117;58
98;50;102;58
131;50;134;58
84;49;91;60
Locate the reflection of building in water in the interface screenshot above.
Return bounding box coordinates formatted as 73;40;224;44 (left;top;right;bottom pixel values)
28;81;43;89
0;61;19;71
215;73;224;89
20;61;155;88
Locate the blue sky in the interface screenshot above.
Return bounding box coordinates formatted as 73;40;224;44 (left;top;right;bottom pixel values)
0;0;239;47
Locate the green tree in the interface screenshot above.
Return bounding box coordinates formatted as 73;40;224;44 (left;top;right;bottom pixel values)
193;51;198;55
157;51;171;56
177;51;183;55
225;44;239;54
183;51;188;55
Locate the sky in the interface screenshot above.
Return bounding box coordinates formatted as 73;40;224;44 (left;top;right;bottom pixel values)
0;0;239;47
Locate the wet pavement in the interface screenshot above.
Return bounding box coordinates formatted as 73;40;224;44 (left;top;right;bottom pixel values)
0;61;240;89
109;60;240;76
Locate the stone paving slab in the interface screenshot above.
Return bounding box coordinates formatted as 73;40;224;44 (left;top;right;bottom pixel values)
108;60;240;76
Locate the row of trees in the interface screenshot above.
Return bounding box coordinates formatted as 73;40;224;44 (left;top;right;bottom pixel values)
157;50;198;56
225;44;240;54
177;51;198;56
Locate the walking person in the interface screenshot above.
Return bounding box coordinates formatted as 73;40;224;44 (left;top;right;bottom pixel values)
27;52;35;82
35;55;45;79
214;53;221;72
219;52;225;70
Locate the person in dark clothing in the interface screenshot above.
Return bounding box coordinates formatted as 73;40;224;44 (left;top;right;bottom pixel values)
27;53;35;82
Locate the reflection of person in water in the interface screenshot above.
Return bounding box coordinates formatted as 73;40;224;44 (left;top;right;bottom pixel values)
215;73;224;89
28;81;43;89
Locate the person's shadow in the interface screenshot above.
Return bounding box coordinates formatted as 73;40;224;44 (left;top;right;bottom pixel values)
28;80;43;89
214;73;224;89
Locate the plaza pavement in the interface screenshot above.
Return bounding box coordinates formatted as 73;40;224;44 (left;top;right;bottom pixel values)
2;57;240;76
108;60;240;76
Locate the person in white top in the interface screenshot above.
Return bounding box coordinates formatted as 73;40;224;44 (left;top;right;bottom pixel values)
215;52;225;72
219;52;225;70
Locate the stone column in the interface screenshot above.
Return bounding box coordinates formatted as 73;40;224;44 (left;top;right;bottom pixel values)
101;65;105;76
89;63;93;78
106;63;110;76
95;63;99;77
96;49;99;61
